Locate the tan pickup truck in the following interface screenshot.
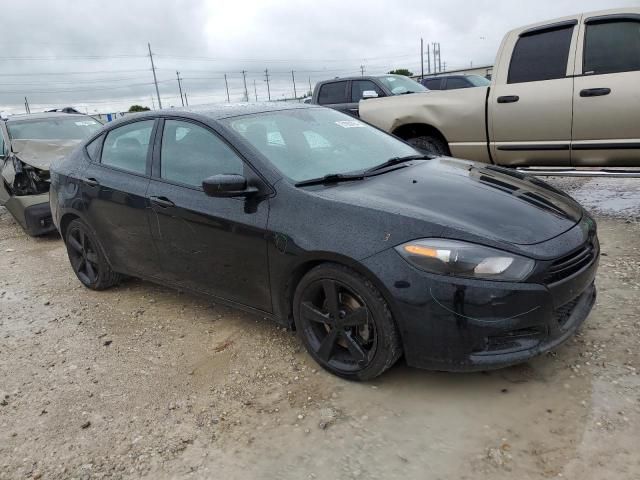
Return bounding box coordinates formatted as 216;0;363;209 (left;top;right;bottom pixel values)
360;8;640;167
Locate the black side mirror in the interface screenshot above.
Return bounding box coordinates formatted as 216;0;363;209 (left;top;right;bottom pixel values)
202;174;258;198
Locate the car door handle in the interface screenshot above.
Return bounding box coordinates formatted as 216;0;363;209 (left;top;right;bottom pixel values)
580;88;611;97
83;177;99;187
150;196;175;208
497;95;519;103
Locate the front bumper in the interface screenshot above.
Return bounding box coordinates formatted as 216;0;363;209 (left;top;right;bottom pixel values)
5;193;55;236
362;242;598;372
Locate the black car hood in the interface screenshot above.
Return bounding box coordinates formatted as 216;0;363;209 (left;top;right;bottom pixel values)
312;158;583;246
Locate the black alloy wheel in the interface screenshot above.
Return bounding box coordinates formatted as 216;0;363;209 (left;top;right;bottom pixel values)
294;264;401;380
64;219;120;290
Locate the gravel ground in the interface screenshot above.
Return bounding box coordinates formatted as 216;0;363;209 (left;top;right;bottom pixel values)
1;176;639;480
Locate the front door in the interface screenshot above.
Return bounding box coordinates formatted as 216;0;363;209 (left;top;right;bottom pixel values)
349;80;384;117
571;13;640;166
81;119;158;277
147;118;271;311
489;20;579;166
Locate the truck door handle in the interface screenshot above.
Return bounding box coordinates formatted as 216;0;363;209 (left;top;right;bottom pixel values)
580;88;611;97
497;95;519;103
150;196;175;208
83;177;99;187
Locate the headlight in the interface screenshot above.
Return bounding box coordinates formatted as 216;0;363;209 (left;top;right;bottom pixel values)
395;239;535;281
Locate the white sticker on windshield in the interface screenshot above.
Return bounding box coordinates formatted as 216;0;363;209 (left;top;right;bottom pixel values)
75;121;98;126
335;120;365;128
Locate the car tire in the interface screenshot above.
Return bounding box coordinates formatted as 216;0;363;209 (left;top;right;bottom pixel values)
64;218;121;290
407;134;450;156
293;263;402;381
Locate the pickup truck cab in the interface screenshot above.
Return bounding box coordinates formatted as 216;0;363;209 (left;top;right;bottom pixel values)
360;8;640;167
310;74;426;117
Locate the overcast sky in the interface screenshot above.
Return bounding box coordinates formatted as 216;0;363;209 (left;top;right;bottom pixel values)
1;0;638;114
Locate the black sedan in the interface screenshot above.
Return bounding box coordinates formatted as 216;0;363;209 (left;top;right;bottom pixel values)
49;104;599;380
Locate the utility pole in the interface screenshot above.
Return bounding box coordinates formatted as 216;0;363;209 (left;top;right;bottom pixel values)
24;97;30;114
253;79;258;101
184;92;189;106
427;44;431;74
176;71;184;107
151;96;155;110
242;70;249;102
224;74;230;103
264;69;271;101
437;43;442;73
420;38;424;79
291;70;297;99
148;43;162;109
360;65;365;76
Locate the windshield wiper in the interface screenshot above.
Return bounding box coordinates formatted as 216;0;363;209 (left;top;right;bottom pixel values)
365;154;433;173
295;172;366;187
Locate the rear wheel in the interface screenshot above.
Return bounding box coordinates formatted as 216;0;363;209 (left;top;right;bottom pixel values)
406;134;450;156
293;264;401;380
64;219;121;290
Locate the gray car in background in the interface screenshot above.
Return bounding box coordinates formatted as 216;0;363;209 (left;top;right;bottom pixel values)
310;74;427;116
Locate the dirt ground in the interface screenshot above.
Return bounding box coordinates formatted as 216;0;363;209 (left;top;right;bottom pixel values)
1;176;639;480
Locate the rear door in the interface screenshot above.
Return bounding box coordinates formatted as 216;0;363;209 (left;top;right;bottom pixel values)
81;119;159;277
571;12;640;166
316;81;350;114
489;18;580;166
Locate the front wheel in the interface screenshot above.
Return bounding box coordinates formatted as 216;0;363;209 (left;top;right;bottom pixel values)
64;219;121;290
293;264;402;380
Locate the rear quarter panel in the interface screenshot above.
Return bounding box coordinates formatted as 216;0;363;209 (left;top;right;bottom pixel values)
359;88;490;162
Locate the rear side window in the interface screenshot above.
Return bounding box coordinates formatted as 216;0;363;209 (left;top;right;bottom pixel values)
584;20;640;75
100;120;154;175
85;136;102;162
351;80;383;102
0;129;5;156
508;25;574;83
423;78;442;90
318;82;348;104
445;77;471;89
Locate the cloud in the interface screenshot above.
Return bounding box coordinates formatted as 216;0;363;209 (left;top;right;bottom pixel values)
1;0;636;113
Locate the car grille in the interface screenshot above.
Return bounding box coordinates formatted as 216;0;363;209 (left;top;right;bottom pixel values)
544;239;598;285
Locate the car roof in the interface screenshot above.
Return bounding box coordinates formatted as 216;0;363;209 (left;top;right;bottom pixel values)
110;102;320;127
5;112;90;122
317;74;403;83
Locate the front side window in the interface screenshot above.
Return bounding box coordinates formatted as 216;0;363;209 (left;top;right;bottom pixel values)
508;25;574;83
100;120;154;175
584;19;640;75
160;120;243;187
7;117;101;140
351;80;383;101
224;108;418;182
376;75;427;94
317;82;348;104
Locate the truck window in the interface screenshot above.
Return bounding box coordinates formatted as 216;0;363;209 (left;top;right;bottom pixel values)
351;80;383;102
445;77;471;89
508;25;574;83
584;19;640;75
318;82;348;105
423;78;442;90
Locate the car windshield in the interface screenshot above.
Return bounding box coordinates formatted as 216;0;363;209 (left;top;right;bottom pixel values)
466;75;491;87
8;117;102;140
222;108;419;182
376;75;427;95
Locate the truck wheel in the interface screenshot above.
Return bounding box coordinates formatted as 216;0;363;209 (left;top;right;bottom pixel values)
407;135;450;156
